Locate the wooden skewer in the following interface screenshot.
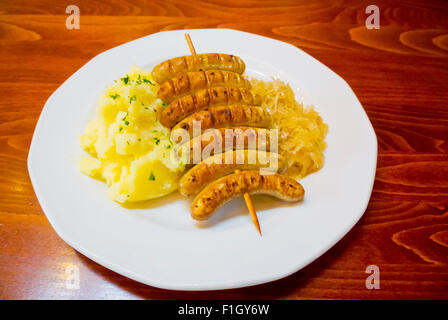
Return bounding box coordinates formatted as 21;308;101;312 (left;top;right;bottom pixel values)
185;33;197;55
235;169;262;236
184;33;262;236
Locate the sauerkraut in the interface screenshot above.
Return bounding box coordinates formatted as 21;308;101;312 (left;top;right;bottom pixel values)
251;79;328;179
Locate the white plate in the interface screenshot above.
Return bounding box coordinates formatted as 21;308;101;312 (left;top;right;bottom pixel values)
28;29;377;290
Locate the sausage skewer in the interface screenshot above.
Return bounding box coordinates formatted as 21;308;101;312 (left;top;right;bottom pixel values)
179;126;271;166
160;87;262;128
184;33;262;236
191;171;304;221
172;105;270;139
152;53;245;84
179;150;285;197
158;70;251;103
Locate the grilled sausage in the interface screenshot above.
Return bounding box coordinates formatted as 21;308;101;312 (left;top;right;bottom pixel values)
151;53;246;84
158;70;251;103
178;126;271;165
191;171;304;220
159;87;262;128
179;150;285;197
172;106;270;140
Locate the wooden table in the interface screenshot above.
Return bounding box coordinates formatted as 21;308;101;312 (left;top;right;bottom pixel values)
1;0;447;300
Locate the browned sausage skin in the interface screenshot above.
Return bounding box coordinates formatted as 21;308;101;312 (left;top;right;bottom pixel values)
179;150;285;197
158;70;251;103
178;126;271;165
151;53;245;84
191;171;305;220
172;106;270;140
159;87;262;128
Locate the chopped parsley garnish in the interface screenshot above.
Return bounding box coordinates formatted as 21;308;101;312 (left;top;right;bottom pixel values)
154;137;160;145
161;102;168;106
166;145;171;149
121;75;130;85
137;138;141;142
109;93;120;99
143;78;154;85
135;74;142;85
119;126;123;132
122;114;129;125
129;95;136;103
148;172;155;181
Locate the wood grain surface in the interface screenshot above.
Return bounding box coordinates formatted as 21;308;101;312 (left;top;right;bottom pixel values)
0;0;447;299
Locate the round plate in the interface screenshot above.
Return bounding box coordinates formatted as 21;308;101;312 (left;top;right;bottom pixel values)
28;29;377;290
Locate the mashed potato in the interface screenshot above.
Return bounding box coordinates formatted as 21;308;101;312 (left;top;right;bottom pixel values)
79;66;185;203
